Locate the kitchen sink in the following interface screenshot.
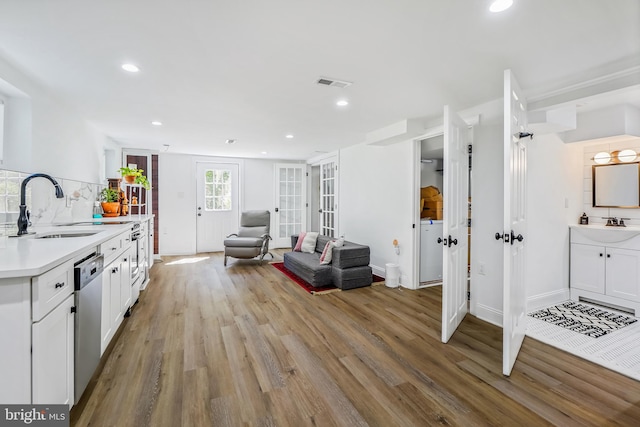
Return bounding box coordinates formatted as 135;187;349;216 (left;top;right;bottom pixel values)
36;231;100;239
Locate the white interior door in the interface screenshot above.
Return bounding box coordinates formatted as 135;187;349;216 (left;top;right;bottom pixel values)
319;158;338;237
502;69;529;376
441;105;470;343
196;162;239;253
274;164;306;248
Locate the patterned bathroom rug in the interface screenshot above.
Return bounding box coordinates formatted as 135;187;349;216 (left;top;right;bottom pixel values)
528;301;637;338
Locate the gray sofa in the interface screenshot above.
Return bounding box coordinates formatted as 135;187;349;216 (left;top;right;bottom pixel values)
283;234;372;290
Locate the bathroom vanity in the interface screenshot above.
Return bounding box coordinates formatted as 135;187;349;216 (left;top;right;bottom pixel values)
570;224;640;315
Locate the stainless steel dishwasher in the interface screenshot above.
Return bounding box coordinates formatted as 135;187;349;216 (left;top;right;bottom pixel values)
74;253;104;404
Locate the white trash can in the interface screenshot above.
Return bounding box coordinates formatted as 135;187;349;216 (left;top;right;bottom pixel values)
385;263;400;288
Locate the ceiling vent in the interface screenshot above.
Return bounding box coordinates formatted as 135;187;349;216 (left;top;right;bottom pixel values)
316;77;353;88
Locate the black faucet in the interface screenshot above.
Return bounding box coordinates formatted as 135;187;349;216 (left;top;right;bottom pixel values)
17;173;64;235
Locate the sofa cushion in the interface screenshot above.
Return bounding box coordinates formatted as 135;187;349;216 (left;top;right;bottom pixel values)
320;237;344;265
283;251;333;287
293;231;307;251
332;242;370;269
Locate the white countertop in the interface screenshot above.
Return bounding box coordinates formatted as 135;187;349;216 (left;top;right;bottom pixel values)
0;215;153;279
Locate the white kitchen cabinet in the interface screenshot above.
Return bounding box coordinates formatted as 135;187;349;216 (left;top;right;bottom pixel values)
101;245;132;355
0;278;31;404
32;293;74;406
570;226;640;314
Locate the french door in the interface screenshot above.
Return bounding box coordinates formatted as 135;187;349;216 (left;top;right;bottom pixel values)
319;158;338;237
441;105;470;343
196;162;239;253
274;164;306;248
502;69;529;376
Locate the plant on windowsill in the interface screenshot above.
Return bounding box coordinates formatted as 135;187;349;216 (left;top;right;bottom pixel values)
100;187;121;217
118;167;151;190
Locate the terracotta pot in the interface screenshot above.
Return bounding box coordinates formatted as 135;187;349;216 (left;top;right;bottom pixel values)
124;175;136;184
101;201;121;217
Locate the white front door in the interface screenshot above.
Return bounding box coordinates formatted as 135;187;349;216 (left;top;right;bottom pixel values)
441;105;470;343
274;164;306;248
502;69;529;376
319;158;338;237
196;162;239;253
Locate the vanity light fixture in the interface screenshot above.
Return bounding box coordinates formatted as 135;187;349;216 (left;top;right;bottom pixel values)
489;0;513;13
594;152;612;164
617;149;637;163
593;149;638;164
121;63;140;73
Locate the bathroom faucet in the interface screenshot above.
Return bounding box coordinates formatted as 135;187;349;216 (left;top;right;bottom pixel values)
17;173;64;235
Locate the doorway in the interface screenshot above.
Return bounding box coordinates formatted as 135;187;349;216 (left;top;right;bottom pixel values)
309;156;339;237
195;162;239;253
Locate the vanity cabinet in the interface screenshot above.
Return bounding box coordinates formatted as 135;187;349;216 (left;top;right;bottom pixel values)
570;226;640;314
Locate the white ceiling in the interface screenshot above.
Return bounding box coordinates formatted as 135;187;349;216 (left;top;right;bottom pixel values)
0;0;638;160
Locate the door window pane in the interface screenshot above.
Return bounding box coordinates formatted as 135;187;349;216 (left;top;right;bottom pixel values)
204;169;232;211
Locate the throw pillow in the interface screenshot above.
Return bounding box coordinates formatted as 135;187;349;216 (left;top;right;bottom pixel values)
300;232;319;253
293;232;307;251
319;241;334;265
319;237;345;265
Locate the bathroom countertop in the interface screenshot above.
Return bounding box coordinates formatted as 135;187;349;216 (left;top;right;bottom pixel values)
0;215;153;280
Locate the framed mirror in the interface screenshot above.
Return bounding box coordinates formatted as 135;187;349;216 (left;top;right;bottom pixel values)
592;162;640;208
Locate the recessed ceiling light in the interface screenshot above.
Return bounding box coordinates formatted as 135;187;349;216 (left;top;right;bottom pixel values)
261;151;267;155
121;63;140;73
489;0;513;13
225;139;236;144
151;121;162;126
336;100;349;107
285;134;294;139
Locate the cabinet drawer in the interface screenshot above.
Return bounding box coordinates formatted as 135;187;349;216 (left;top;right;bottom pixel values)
32;260;74;322
100;232;127;265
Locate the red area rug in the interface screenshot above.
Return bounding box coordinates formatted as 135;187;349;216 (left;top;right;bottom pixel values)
271;262;384;295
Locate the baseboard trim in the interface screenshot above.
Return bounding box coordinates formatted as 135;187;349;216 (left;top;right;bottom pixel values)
473;304;503;328
527;289;570;312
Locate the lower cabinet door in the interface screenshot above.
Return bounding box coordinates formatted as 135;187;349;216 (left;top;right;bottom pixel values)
32;294;74;407
570;243;606;293
606;247;640;301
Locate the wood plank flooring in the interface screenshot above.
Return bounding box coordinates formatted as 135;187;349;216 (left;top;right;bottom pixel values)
71;251;640;426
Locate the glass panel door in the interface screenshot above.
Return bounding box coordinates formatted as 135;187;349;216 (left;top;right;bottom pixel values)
274;164;305;247
320;160;337;237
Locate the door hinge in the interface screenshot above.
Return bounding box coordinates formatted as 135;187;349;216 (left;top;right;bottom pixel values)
467;291;471;301
412;224;415;229
306;172;309;176
468;144;472;154
467;218;472;227
306;203;308;207
70;306;77;314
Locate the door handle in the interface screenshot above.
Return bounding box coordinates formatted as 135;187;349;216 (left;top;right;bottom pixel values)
275;207;279;212
319;209;323;213
495;232;504;241
448;235;457;247
510;230;524;245
437;237;443;244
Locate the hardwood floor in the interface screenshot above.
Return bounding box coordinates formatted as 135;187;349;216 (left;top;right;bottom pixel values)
71;251;640;426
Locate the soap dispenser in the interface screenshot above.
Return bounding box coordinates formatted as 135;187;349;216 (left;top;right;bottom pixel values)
580;213;589;225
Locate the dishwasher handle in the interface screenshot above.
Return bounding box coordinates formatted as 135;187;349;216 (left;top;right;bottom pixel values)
74;254;105;290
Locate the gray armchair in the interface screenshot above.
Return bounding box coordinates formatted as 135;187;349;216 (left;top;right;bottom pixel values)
223;210;273;266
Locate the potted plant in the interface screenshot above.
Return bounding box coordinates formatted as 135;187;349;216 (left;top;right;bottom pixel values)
100;187;121;217
118;167;151;190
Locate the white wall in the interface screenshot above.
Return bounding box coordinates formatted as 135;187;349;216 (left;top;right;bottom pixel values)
525;133;583;311
469;120;505;326
158;153;304;255
339;140;415;284
420;160;443;190
0;55;106;184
